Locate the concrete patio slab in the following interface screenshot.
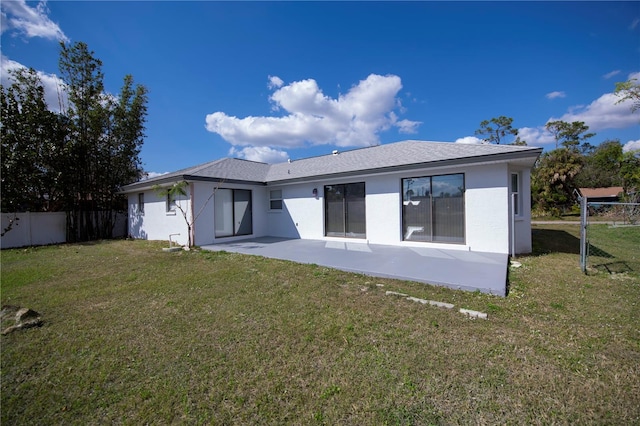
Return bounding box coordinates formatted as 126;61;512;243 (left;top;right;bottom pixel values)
201;237;509;296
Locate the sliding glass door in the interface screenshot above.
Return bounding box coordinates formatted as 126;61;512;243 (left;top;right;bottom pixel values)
215;189;252;238
324;183;366;239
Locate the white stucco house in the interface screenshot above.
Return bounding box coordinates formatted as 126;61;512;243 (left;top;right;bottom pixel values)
121;140;542;257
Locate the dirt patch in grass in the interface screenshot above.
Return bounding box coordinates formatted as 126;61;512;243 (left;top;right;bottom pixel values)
2;230;639;424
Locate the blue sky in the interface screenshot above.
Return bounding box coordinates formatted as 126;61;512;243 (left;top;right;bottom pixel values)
2;1;639;177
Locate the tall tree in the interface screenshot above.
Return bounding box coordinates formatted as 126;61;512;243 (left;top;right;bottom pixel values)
474;116;519;145
1;68;67;212
58;42;106;241
57;41;148;242
614;78;640;112
545;120;595;151
99;75;148;237
1;42;147;242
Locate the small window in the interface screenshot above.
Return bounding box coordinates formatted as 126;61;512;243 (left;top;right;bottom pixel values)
138;193;144;213
166;193;177;212
269;189;283;210
511;173;520;216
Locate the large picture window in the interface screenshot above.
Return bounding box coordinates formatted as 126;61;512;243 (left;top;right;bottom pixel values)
402;174;464;243
325;182;366;238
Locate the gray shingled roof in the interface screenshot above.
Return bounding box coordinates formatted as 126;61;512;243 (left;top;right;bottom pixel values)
121;140;542;192
267;140;541;183
121;158;270;192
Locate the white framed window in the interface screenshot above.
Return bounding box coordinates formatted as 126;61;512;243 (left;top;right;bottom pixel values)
166;193;177;213
138;193;144;214
511;173;520;216
269;189;283;210
401;174;465;244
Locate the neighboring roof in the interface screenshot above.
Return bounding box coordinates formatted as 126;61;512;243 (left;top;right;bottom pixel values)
121;140;542;193
579;187;624;198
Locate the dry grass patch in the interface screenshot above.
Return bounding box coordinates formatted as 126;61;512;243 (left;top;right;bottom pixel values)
2;226;639;424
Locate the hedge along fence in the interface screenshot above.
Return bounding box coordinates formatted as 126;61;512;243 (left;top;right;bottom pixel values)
1;212;127;249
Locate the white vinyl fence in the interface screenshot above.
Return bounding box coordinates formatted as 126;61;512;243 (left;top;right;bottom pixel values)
1;212;127;249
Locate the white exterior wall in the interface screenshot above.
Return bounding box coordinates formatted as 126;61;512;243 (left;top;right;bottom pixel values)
365;174;403;243
267;182;324;239
192;182;268;246
128;182;269;247
509;166;533;254
266;162;518;254
464;164;510;253
128;189;190;246
128;161;533;254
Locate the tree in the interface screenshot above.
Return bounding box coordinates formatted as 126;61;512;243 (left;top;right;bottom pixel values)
474;116;519;145
614;78;640;112
574;139;624;189
58;41;148;242
1;68;67;213
153;181;222;248
1;42;147;242
532;148;584;214
620;150;640;194
511;136;527;146
545;120;595;151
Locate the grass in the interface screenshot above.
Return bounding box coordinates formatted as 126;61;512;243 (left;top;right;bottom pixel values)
585;223;640;274
1;224;639;425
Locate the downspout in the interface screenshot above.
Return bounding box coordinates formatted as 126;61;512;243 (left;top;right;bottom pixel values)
511;193;516;257
190;182;195;247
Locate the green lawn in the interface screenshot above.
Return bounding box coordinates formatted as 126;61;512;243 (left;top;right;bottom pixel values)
1;225;639;425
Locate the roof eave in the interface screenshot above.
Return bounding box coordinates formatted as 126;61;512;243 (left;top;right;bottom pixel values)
120;174;267;193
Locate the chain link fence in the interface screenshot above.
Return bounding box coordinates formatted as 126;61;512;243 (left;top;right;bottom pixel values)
580;196;640;274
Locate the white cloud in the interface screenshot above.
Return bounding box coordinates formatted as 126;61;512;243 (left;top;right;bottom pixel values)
623;139;640;153
545;91;566;100
518;71;640;147
553;92;638;131
454;136;484;144
396;119;420;134
143;171;169;180
1;55;68;113
630;18;640;30
205;74;421;149
229;146;289;163
517;127;556;146
1;0;68;42
267;75;284;90
603;70;621;79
